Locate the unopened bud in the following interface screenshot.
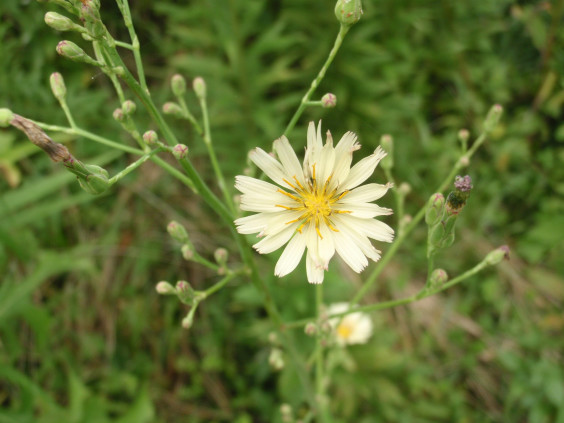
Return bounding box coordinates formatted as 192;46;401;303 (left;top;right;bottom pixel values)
181;310;194;329
304;322;318;336
122;100;136;115
172;144;189;160
280;404;293;423
268;332;279;345
142;130;158;146
162;102;184;118
484;104;503;133
214;248;228;265
155;281;176;295
171;74;186;97
56;40;99;66
49;72;67;101
398;182;411;196
268;348;285;371
181;244;194;260
167;220;189;243
335;0;363;26
77;173;110;195
380;134;393;170
321;93;337;108
458;129;470;144
429;269;448;290
0;108;14;127
112;108;124;122
176;280;196;304
484;245;510;266
425;193;445;226
45;12;82;32
459;156;470;167
193;77;206;99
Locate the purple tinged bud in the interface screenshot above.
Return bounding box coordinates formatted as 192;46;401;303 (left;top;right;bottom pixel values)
56;40;99;65
50;72;67;100
181;312;194;329
429;269;448;289
112;108;124;122
0;108;14;127
193;77;206;99
454;175;473;192
167;220;189;242
181;244;194;260
304;322;318;336
121;100;136;115
172;144;189;160
321;93;337;108
142;130;158;146
458;129;470;143
176;280;196;305
484;245;510;266
214;248;228;265
155;281;176;295
335;0;363;26
171;74;186;97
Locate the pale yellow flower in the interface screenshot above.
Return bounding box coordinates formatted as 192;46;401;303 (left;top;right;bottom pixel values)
235;121;393;284
327;302;373;346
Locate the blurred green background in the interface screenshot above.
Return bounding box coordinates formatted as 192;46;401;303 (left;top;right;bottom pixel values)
1;0;564;422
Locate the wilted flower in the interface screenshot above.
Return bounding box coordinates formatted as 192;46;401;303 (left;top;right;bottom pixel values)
234;121;393;284
327;302;373;346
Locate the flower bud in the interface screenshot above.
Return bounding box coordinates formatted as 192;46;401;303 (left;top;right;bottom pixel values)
193;77;206;99
335;0;363;26
45;12;82;32
162;102;184;118
425;193;445;226
181;244;194;260
280;404;293;423
0;108;14;127
142;130;158;146
167;220;189;243
268;348;284;371
181;310;195;329
121;100;136;115
429;269;448;290
112;108;124;122
484;245;510;266
176;280;196;304
214;248;228;265
56;40;99;66
268;332;279;345
484;104;503;133
380;134;393;170
398;182;411;196
77;172;110;195
458;129;470;144
155;281;176;295
171;74;186;97
304;322;318;336
49;72;67;101
321;93;337;108
172;144;189;160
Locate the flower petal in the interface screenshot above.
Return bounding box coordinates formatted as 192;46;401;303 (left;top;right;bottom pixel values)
274;136;306;186
333;202;393;219
341;215;395;243
253;222;299;254
306;250;325;284
341;146;386;191
341;183;392;204
275;233;306;277
249;147;287;186
333;229;369;273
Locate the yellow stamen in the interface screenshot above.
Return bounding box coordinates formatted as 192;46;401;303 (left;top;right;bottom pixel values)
337;323;353;339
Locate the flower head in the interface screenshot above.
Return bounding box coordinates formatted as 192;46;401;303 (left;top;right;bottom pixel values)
234;121;394;284
327;302;373;346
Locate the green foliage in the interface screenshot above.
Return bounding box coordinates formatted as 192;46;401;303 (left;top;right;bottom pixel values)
1;0;563;421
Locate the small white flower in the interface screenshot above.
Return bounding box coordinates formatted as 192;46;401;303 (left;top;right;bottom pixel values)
327;302;373;346
234;121;394;284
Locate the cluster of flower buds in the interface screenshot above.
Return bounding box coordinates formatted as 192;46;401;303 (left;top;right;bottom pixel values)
427;175;473;257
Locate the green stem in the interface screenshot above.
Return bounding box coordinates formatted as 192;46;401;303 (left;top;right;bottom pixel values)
115;0;149;93
201;269;244;298
177;96;203;135
59;100;77;129
199;95;236;214
114;40;134;50
150;156;197;193
108;148;162;184
315;284;330;422
283;25;350;136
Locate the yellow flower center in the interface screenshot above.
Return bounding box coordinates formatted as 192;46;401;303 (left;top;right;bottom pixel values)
276;164;350;238
337;322;353;339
